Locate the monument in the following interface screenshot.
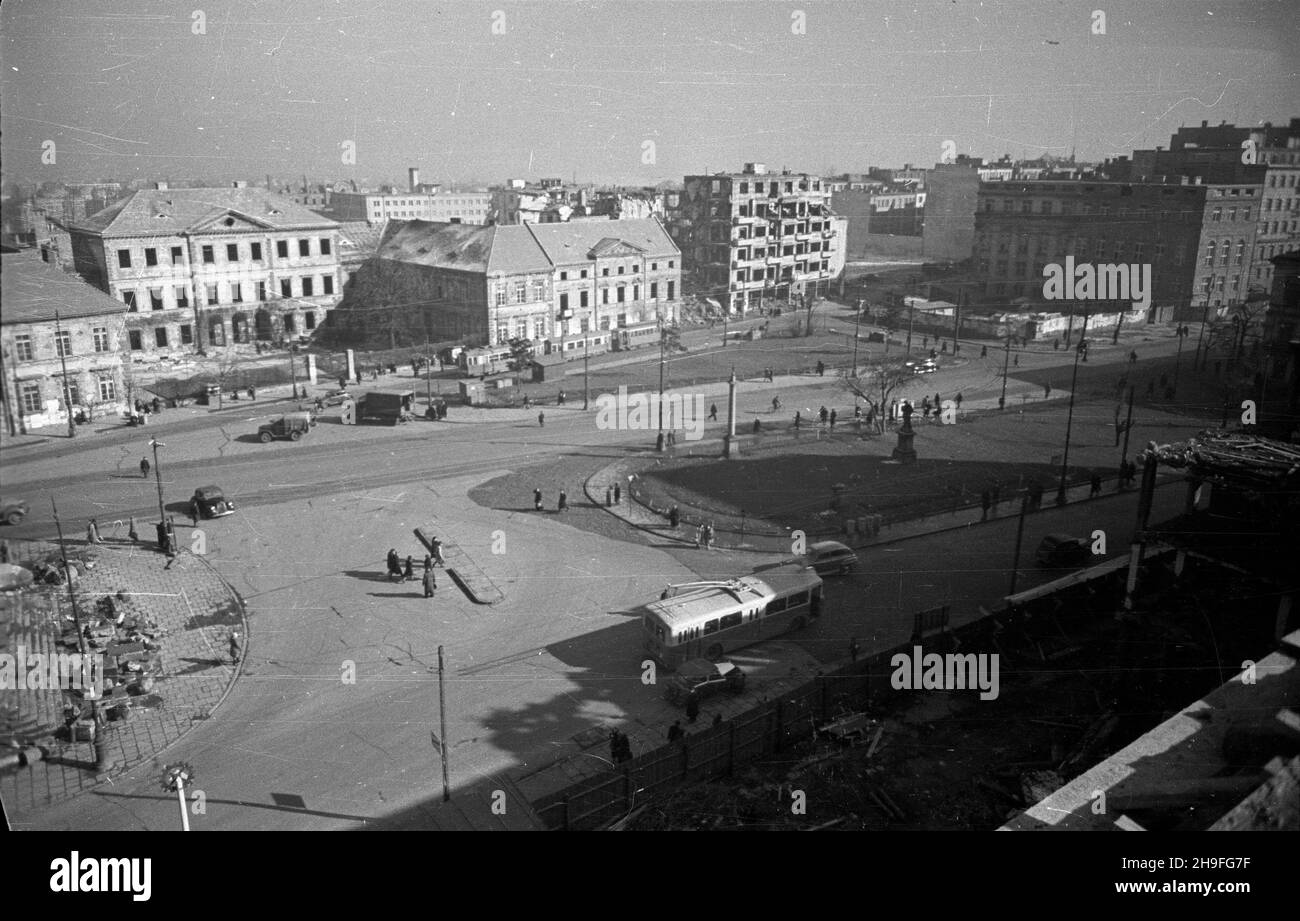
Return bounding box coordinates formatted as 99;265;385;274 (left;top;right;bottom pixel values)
723;369;740;458
891;399;918;463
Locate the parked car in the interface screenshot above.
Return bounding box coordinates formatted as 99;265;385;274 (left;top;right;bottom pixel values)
2;499;29;526
191;486;236;519
1035;533;1091;567
664;658;746;706
799;540;859;576
258;413;313;443
321;389;352;407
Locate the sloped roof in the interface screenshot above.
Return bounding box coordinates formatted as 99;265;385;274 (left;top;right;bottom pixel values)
374;220;551;275
1;253;128;324
527;218;678;265
73;187;339;236
337;220;387;258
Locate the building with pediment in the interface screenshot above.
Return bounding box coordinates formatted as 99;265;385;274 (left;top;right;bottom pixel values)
68;183;342;355
333;218;680;354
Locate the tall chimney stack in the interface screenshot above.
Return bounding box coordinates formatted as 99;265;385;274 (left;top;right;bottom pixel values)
409;167;420;193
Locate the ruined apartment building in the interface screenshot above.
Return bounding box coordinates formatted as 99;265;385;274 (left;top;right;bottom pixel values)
69;184;343;354
667;163;841;315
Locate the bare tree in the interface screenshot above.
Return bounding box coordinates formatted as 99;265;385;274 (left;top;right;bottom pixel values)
206;347;246;409
842;362;911;433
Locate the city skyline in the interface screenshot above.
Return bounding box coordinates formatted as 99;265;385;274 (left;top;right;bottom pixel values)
2;0;1298;188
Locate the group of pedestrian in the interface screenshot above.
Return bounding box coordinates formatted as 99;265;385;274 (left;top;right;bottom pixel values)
695;521;715;549
815;360;825;377
608;728;633;764
1118;459;1138;489
603;483;623;507
532;487;568;511
764;368;775;382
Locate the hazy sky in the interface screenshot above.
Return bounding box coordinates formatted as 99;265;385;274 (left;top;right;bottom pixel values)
2;0;1297;187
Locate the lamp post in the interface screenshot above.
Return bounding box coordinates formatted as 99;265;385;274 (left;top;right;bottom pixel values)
999;323;1011;410
289;343;299;401
149;437;167;525
1171;324;1188;398
851;299;863;377
1056;312;1089;506
583;335;590;411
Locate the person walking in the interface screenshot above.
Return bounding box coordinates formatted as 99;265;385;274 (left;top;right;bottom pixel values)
794;411;802;429
128;516;139;543
980;488;991;522
538;410;545;427
558;490;568;512
430;537;445;567
140;456;151;479
819;405;828;424
667;721;685;743
190;497;201;527
704;521;715;550
708;403;718;422
87;518;102;544
829;408;837;428
669;505;680;528
228;630;242;666
613;483;621;505
849;636;861;663
605;486;613;507
534;487;543;511
955;392;963;410
771;395;781;412
1090;473;1102;498
402;556;415;583
980;344;988;358
422;559;437;598
1044;382;1052;400
386;548;401;581
685;693;700;724
1013;354;1019;367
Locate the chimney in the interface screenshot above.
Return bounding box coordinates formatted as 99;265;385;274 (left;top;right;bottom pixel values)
409;167;420;193
155;181;169;191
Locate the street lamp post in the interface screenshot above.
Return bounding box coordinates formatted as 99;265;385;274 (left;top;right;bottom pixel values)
657;320;667;451
1171;325;1188;398
1056;313;1089;506
583;336;590;411
851;299;863;377
149;436;167;529
999;325;1011;410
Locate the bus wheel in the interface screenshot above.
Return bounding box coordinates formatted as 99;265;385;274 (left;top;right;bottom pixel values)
706;643;724;661
788;616;807;633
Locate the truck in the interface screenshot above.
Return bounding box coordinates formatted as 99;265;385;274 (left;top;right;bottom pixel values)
354;391;414;425
257;412;314;443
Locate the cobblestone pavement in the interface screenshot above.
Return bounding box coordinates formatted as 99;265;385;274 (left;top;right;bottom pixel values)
1;540;245;818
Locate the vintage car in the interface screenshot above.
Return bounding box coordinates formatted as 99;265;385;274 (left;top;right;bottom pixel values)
663;658;746;706
191;486;236;519
1035;533;1091;568
798;540;859;577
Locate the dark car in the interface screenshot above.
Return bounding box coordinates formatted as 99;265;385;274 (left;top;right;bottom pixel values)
798;540;859;576
1035;533;1090;567
191;486;236;519
664;658;746;706
2;499;29;526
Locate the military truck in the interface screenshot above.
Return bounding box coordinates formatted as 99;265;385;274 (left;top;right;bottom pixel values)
257;412;314;443
354;391;414;425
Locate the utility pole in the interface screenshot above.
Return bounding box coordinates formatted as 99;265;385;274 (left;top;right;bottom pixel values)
437;645;450;802
54;310;75;438
289;344;299;400
905;295;915;357
149;437;168;548
1192;302;1211;370
1056;312;1089;506
1007;494;1029;597
1117;384;1135;478
583;336;590;411
425;337;432;407
51;498;101;765
851;299;863;377
1171;325;1188;398
657;320;667;451
999;325;1011;410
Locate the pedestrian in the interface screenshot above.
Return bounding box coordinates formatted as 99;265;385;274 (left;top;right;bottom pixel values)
794;411;802;429
704;521;715;549
921;396;931;417
694;524;704;548
817;360;825;377
922;336;928;349
752;417;762;434
853;404;861;419
355;369;362;385
819;406;828;424
1044;382;1052;400
1013;354;1019;367
685;693;700;724
980;489;991;522
431;537;445;566
558;490;568;512
538;411;545;427
140;456;151;478
248;386;256;400
613;483;621;504
709;403;718;422
829;408;837;428
1054;339;1060;351
128;516;139;543
849;636;861;663
423;561;437;598
523;394;531;409
229;630;242;665
605;486;613;507
712;712;723;728
1090;473;1102;498
1030;480;1044;510
667;430;676;447
403;556;414;582
1129;350;1137;364
339;376;347;391
87;518;101;544
669;505;680;528
386;548;401;581
190;498;200;526
534;487;543;511
667;721;684;743
955;392;963;410
772;396;780;412
980;345;988;358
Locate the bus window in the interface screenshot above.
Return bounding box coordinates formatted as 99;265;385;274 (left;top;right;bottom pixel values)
790;591;808;608
767;596;787;615
702;619;720;635
719;612;742;630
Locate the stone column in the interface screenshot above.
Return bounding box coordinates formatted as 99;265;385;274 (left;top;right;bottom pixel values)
723;369;739;458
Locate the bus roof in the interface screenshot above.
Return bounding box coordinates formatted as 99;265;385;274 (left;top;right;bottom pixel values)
647;569;822;627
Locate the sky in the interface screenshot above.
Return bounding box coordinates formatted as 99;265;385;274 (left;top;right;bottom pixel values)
1;0;1297;189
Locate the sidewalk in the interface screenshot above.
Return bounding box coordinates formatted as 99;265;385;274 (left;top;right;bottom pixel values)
1;540;247;819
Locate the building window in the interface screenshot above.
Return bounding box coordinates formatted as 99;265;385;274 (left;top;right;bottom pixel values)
580;290;589;308
495;286;508;307
667;281;675;298
256;281;267;302
90;326;109;353
298;239;310;257
207;284;220;305
63;379;80;407
277;240;289;258
98;375;116;402
668;260;675;269
180;324;193;345
251;242;262;261
559;271;568;281
633;285;639;301
532;279;545;301
1211;207;1221;222
602;289;610;305
617;286;626;303
304;311;316;330
129;330;143;350
231;282;243;303
617;265;625;275
171;246;184;265
322;276;334;295
320;237;331;255
202;245;215;264
21;382;42;414
280;279;292;298
155;328;168;348
145;247;158;267
602;267;610;277
559;292;569;311
123;290;139;311
227;243;239;262
514;281;527;303
175;285;190;308
302;277;314;297
117;249;132;268
150;287;164;310
581;269;589;279
650;281;658;299
15;334;34;361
